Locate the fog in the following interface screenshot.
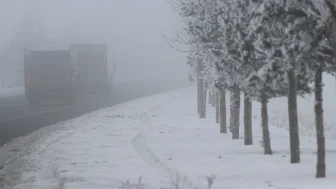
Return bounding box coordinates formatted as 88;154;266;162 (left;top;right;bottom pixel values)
0;0;189;87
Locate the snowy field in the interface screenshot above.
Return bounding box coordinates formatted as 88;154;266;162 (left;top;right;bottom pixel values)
0;87;24;98
1;85;336;188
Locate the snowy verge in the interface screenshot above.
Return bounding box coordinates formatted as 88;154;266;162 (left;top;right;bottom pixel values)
1;86;336;189
266;74;336;138
0;87;24;98
145;87;336;189
0;89;179;189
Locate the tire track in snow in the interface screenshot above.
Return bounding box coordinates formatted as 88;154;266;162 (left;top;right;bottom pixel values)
9;110;107;189
1;90;181;188
132;114;200;189
0;120;80;189
30;95;175;189
32;110;108;189
34;131;76;189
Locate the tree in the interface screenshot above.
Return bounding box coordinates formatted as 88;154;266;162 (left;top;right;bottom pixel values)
172;0;222;120
205;0;243;139
172;0;334;179
250;0;334;166
234;0;253;144
191;0;253;140
306;1;334;176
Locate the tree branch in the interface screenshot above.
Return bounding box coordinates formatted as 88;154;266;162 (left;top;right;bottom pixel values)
161;29;194;53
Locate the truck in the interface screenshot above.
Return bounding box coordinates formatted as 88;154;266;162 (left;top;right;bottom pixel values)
23;49;78;106
70;44;114;97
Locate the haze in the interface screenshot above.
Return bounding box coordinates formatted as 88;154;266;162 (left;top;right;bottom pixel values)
0;0;189;86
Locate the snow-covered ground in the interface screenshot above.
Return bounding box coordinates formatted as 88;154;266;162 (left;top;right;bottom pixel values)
0;87;24;98
1;85;336;189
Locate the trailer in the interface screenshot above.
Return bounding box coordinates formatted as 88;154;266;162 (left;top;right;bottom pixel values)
23;49;77;106
70;44;114;97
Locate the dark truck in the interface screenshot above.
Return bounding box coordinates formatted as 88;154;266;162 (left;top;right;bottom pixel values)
70;44;115;97
23;49;77;106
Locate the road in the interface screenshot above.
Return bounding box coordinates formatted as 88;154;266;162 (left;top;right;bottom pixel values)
0;79;186;147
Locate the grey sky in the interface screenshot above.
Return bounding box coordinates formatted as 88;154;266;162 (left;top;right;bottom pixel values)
0;0;189;84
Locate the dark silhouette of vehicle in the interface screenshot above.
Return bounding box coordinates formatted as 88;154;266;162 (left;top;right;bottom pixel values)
24;49;78;106
70;44;115;97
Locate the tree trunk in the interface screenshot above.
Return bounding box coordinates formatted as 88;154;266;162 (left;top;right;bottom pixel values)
216;92;220;123
209;91;212;105
209;91;215;107
229;92;234;133
244;92;253;145
199;79;206;119
315;67;326;178
203;85;207;117
261;94;272;155
197;63;201;114
220;89;227;133
197;62;206;118
197;81;201;114
231;88;240;139
287;69;300;163
212;89;216;107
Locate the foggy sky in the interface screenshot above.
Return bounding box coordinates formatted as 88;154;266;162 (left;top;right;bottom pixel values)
0;0;189;85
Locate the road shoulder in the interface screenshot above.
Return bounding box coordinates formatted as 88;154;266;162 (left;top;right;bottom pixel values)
0;88;180;189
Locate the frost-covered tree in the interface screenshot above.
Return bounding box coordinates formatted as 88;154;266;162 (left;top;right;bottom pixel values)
306;0;335;178
186;52;206;118
199;1;228;134
172;0;335;179
172;0;224;121
250;0;334;166
180;0;253;140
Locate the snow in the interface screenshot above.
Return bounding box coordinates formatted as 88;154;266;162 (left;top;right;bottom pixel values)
1;85;336;188
0;87;24;98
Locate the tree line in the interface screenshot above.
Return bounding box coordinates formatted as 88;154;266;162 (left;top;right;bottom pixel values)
168;0;336;178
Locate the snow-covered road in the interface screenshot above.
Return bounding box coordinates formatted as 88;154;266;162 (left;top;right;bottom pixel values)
1;86;336;189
